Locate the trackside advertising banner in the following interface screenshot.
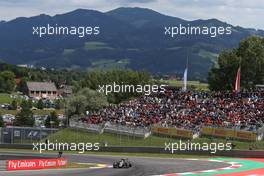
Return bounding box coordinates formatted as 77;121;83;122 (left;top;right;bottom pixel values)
7;158;67;171
152;126;193;138
201;127;257;141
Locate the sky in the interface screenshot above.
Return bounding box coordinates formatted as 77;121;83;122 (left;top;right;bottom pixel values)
0;0;264;29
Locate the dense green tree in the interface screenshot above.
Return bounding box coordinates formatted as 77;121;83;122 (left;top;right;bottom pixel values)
0;114;3;127
79;88;109;111
66;95;87;116
11;99;18;110
54;99;64;110
16;77;28;93
37;99;44;110
27;99;33;108
0;71;16;93
14;100;34;127
45;111;59;128
237;36;264;88
66;88;108;117
208;36;264;90
0;76;4;92
208;50;240;90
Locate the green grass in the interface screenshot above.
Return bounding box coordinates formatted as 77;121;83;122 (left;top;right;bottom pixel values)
0;93;64;115
47;128;264;150
48;128;168;147
161;80;209;91
0;93;23;104
0;93;13;104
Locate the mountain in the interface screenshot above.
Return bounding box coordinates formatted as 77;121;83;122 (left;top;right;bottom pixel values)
107;7;185;28
0;7;263;80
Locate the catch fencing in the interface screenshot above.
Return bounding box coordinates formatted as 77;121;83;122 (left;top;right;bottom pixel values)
257;126;264;141
104;122;151;138
69;119;264;141
69;120;103;134
69;119;151;138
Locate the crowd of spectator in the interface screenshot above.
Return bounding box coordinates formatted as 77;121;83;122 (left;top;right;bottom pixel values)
81;88;264;132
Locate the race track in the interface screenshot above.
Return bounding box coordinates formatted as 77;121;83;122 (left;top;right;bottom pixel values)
0;152;230;176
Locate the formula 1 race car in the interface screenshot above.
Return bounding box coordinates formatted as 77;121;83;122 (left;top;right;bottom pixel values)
113;158;132;168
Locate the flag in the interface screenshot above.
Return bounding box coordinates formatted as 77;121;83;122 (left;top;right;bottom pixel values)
183;68;188;91
234;66;241;92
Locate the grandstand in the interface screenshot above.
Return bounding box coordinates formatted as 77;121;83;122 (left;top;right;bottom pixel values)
73;88;264;141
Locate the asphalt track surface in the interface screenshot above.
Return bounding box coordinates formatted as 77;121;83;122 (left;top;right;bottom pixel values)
0;152;230;176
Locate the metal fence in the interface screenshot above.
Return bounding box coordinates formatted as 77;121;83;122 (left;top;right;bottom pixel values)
69;119;151;138
69;120;103;134
257;126;264;141
103;122;151;138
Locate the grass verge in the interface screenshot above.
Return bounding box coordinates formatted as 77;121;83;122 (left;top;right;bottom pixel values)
46;128;264;150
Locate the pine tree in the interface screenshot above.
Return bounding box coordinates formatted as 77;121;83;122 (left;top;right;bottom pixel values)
0;114;4;127
15;100;34;127
45;111;59;128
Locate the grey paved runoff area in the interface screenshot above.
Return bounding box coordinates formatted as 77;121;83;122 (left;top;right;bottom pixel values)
0;152;230;176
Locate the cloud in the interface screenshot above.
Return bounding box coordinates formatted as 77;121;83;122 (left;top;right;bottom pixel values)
133;0;264;29
119;0;157;2
0;0;263;29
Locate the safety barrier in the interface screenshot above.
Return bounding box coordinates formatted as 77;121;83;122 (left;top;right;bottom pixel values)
70;119;262;141
151;126;194;139
201;126;257;141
